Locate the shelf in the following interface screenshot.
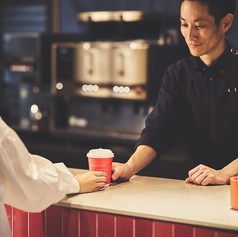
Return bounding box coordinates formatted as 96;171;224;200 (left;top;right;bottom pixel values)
77;11;163;22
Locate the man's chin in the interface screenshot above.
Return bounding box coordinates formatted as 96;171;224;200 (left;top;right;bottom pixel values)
189;50;202;57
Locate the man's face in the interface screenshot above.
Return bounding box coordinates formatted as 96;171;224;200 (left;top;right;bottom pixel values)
180;1;225;63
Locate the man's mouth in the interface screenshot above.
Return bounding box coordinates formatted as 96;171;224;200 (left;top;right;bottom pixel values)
188;43;202;48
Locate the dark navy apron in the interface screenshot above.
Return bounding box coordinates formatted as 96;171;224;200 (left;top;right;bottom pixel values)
181;49;238;171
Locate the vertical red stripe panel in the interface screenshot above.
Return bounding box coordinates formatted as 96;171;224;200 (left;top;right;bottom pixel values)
12;208;28;237
97;213;114;237
135;218;153;237
5;204;238;237
174;223;193;237
154;221;173;237
62;208;79;237
45;205;62;237
4;205;13;231
194;226;215;237
79;210;96;237
29;212;45;237
116;215;134;237
216;230;238;237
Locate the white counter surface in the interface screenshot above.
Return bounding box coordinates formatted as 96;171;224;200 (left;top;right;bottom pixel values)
57;169;238;232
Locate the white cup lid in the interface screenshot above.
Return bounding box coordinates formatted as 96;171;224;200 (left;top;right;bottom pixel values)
87;148;114;158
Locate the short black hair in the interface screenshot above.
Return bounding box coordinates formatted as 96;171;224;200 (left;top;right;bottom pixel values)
181;0;236;24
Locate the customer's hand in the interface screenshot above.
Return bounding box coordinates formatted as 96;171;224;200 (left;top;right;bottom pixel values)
185;164;229;185
74;171;107;193
111;162;133;182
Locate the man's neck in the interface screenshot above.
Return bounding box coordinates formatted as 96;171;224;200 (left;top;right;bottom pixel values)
200;40;227;66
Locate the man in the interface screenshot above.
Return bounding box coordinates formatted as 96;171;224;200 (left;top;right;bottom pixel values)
112;0;238;186
0;118;106;237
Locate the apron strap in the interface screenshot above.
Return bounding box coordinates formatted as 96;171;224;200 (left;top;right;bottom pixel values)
228;49;238;95
186;67;194;96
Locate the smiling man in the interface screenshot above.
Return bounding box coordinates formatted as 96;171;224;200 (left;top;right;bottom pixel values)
112;0;238;186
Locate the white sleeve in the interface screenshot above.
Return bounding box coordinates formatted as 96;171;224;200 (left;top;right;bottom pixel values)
0;117;79;213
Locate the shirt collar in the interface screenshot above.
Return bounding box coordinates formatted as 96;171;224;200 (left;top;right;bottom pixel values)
194;40;233;73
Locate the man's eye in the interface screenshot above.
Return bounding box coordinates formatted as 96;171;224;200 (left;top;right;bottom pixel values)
181;24;188;27
196;25;203;29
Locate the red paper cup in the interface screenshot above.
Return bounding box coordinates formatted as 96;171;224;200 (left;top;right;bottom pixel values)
230;176;238;210
87;148;114;184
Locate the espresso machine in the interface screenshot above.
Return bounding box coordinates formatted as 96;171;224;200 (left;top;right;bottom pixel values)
50;40;151;139
51;40;150;100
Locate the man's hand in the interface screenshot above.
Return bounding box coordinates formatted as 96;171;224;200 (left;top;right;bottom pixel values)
74;171;107;193
185;164;229;185
111;162;133;182
111;145;157;182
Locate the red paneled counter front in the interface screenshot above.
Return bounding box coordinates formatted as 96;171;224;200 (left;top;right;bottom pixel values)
4;169;238;237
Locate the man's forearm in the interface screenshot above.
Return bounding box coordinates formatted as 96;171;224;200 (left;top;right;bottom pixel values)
222;158;238;183
125;145;157;176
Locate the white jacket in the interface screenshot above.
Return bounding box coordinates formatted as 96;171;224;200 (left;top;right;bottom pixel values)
0;118;79;237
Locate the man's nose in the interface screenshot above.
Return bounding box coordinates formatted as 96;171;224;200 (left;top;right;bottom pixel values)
187;27;198;40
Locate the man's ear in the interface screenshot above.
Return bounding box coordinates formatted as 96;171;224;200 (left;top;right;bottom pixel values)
222;13;234;32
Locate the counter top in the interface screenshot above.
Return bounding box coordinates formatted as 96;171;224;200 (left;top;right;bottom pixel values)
57;169;238;232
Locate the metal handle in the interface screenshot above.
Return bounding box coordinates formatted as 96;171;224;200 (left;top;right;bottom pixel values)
87;53;93;75
118;53;124;76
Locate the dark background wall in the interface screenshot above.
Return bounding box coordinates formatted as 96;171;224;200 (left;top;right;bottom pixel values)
60;0;238;47
0;0;238;80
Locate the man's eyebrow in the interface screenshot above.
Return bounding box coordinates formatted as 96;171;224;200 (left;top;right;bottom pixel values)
180;16;207;22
